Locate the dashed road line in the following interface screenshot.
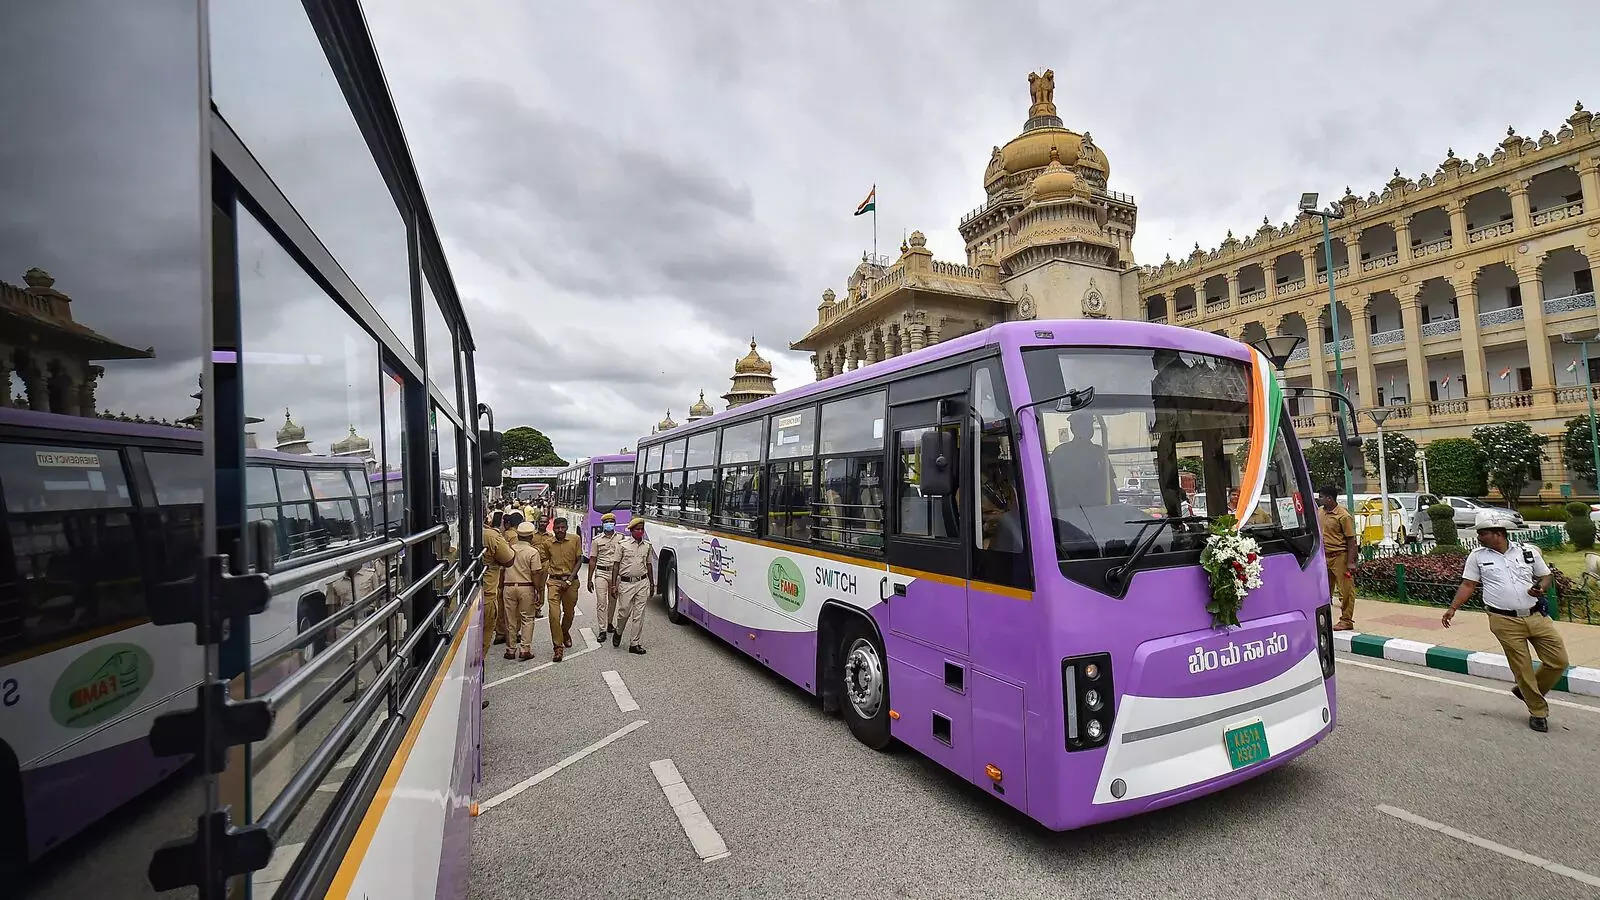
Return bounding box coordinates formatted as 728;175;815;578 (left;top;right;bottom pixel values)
602;670;640;712
1376;804;1600;889
580;626;599;649
650;759;729;862
485;645;597;688
1341;656;1600;714
479;720;648;812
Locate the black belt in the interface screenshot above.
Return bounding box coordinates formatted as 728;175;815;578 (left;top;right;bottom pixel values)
1487;605;1539;618
621;574;647;583
503;581;535;587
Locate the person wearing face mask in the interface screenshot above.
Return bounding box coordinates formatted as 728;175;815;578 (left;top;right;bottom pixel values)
543;516;583;653
587;512;626;646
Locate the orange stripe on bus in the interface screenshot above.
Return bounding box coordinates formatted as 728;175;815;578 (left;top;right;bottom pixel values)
1233;354;1268;520
324;592;474;899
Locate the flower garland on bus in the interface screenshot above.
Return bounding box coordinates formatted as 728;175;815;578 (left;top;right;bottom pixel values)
1200;515;1262;628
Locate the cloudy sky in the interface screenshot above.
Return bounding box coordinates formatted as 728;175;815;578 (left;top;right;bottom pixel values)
352;0;1600;460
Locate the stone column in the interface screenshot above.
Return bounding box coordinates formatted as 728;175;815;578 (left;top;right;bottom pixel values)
20;361;47;412
1509;180;1533;234
1578;155;1600;218
79;365;102;417
1454;277;1488;412
1395;216;1414;263
1346;233;1363;276
1193;281;1206;320
1398;286;1432;421
1263;259;1277;297
1349;294;1376;410
1446;199;1469;251
1517;263;1554;404
1301;248;1319;290
1164;293;1176;322
810;355;821;381
1226;272;1240;309
907;323;926;353
1305;307;1329;415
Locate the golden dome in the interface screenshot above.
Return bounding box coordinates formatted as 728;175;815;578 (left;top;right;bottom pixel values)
992;71;1110;184
275;408;305;443
330;424;371;455
734;339;773;375
1029;147;1080;201
688;390;714;419
657;409;678;431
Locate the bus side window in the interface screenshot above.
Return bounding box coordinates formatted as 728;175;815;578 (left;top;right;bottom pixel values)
971;361;1030;588
0;443;144;656
145;451;207;583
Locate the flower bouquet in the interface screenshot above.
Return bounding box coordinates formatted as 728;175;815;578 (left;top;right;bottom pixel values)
1199;515;1263;628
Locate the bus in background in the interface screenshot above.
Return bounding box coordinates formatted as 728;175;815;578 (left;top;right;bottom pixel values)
0;408;395;872
634;319;1335;831
554;454;635;559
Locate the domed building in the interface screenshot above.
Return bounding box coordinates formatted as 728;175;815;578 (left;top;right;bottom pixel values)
275;408;312;455
331;424;376;468
724;339;778;409
654;409;678;433
792;69;1140;380
686;390;715;422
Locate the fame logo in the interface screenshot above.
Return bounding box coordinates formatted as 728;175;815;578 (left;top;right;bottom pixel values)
768;557;805;612
50;644;154;728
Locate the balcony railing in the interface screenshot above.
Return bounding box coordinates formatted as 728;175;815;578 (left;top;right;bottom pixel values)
1543;291;1597;316
1207;297;1231;312
1176;307;1199;324
1468;221;1514;244
1421;317;1461;338
1239;288;1267;305
1532;200;1584;227
1287;345;1311;362
1324;337;1354;356
1429;398;1469;416
1412;237;1452;259
1370;327;1406;347
1556;384;1600;405
1276;277;1306;295
1361;251;1399;272
1149;316;1168;325
1478;305;1525;328
1488;390;1535;410
1314;265;1349;286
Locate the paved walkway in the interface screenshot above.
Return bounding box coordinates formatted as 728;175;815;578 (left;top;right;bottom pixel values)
1346;596;1600;667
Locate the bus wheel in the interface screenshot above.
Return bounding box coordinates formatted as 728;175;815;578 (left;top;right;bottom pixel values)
662;558;686;626
839;621;892;751
298;597;327;663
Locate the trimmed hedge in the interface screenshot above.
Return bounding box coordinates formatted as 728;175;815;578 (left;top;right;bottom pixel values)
1353;549;1579;612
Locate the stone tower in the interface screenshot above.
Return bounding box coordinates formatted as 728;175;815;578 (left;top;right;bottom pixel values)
724;339;777;409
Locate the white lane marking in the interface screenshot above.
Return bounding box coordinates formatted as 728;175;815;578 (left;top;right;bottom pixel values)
479;720;648;812
485;645;597;689
650;759;730;862
580;626;599;649
1339;657;1600;714
1376;805;1600;889
602;670;640;712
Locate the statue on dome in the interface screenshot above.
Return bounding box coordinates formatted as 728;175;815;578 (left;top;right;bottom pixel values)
1027;69;1056;117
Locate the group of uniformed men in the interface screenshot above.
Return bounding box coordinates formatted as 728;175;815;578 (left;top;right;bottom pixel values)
480;503;656;663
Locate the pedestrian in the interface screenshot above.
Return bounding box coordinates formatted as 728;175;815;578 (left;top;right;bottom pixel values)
587;512;624;645
1317;485;1359;630
1442;509;1570;733
503;521;546;661
612;517;655;655
543;516;582;652
482;509;514;653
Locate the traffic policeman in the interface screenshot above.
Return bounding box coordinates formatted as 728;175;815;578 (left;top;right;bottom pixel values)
481;510;515;653
612;518;655;654
587;512;625;645
1318;485;1359;631
1443;508;1571;732
503;522;546;661
543;516;582;652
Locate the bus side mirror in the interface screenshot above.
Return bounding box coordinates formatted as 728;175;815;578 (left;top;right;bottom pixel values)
921;430;958;496
481;430;503;487
248;519;277;575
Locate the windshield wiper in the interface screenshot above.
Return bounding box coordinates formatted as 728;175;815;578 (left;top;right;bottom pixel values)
1105;515;1210;588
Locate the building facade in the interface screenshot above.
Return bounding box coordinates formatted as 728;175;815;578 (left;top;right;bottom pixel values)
791;70;1142;375
1138;105;1600;490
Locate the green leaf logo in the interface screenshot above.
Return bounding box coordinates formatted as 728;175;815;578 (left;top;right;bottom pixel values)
767;557;805;612
50;643;155;729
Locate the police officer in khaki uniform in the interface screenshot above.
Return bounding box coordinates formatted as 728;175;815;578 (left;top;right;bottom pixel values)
543;516;582;653
587;512;625;644
481;510;515;654
612;518;655;654
1318;485;1359;630
503;522;546;661
1443;508;1570;732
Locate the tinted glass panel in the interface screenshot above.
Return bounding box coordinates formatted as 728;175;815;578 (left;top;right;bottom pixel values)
645;443;662;472
686;431;717;468
684;468;715;524
820;392;885;455
818;457;885;552
897;425;961;539
437;411;460;566
276;468;312;503
767;460;813;541
768;408;816;460
146;451;208;585
716;463;760;531
424;277;458;413
720;419;762;465
663;438;687;470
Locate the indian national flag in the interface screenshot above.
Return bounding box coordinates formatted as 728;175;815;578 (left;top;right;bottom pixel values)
854;186;876;217
1568;359;1580;373
1498;366;1512;380
1233;348;1287;524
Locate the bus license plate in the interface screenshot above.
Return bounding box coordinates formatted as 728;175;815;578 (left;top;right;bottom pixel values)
1224;720;1269;770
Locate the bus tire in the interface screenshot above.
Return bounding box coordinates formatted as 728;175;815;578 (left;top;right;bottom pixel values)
838;618;892;751
661;555;686;625
297;594;328;662
0;741;24;880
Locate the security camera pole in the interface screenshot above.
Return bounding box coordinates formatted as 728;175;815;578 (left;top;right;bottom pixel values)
1301;192;1353;512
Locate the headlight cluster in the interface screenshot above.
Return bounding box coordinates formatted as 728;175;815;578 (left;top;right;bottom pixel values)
1064;653;1114;752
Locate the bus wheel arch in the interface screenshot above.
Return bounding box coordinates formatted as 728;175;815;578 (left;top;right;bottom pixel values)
0;738;24;878
658;551;685;625
297;591;329;659
816;602;887;723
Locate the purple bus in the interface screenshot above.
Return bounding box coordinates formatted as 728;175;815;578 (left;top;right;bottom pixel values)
553;454;635;559
633;320;1335;830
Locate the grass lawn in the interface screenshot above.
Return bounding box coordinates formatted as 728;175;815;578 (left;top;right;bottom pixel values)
1544;546;1594;577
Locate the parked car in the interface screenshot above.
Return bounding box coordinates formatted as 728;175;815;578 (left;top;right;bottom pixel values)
1380;492;1444;538
1350;494;1410;544
1440;495;1527;530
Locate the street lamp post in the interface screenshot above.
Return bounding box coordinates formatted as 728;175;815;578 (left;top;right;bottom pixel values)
1368;406;1395;547
1416;448;1430;495
1562;334;1600;496
1301;192;1352;512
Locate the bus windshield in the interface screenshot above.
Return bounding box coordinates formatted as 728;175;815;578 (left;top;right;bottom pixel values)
1022;347;1310;564
593;462;634;512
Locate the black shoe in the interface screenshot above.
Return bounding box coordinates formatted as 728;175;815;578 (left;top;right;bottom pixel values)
596;629;608;643
482;699;489;709
629;645;646;655
1529;716;1548;732
1512;686;1524;701
612;631;621;647
492;634;506;646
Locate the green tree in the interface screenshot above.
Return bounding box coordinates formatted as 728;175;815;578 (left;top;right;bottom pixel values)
1363;430;1418;491
1561;415;1598;487
1425;438;1487;497
1302;439;1347;492
502;425;568;467
1471;422;1547;507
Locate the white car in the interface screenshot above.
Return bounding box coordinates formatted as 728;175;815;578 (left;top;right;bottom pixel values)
1441;495;1526;530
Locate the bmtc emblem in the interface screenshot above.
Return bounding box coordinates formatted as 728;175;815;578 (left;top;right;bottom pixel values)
699;537;737;583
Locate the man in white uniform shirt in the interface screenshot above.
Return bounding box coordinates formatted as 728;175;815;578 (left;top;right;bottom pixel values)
1442;509;1569;732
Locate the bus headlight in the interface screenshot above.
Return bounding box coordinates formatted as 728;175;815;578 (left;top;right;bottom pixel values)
1063;653;1114;752
1315;604;1335;680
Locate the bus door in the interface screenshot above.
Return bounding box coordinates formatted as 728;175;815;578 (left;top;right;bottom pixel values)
885;380;970;656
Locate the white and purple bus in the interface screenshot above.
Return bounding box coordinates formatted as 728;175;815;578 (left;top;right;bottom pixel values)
554;454;635;559
634;319;1336;830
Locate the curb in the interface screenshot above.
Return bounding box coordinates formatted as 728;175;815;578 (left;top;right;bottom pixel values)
1334;630;1600;698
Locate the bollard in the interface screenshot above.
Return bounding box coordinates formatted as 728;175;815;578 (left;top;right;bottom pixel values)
1395;562;1407;603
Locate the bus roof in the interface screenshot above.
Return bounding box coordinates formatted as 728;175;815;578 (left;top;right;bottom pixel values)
639;319;1253;446
0;408;369;470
